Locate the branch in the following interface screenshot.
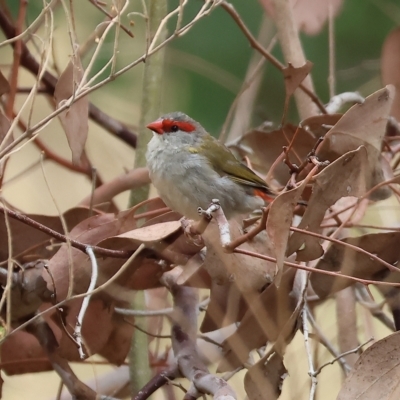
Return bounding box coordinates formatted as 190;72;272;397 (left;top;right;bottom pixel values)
26;317;98;399
0;206;131;259
79;168;150;206
162;270;237;400
131;365;179;400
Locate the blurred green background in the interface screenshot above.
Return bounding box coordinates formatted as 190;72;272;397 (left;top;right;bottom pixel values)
7;0;398;135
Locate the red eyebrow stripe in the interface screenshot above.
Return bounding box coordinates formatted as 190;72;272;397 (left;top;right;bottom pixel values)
162;119;196;133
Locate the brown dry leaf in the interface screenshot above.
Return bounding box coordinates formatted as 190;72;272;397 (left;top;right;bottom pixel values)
317;85;395;200
200;282;247;333
98;313;135;364
300;113;342;137
239;124;317;185
203;221;276;294
54;55;88;165
0;206;97;263
287;147;371;261
244;353;286;400
199;219;279;334
218;268;296;372
283;61;313;97
57;298;115;361
311;232;400;299
266;178;309;284
243;270;306;397
116;220;181;243
259;0;344;35
382;27;400;119
337;331;400;400
0;70;10;96
1;330;52;374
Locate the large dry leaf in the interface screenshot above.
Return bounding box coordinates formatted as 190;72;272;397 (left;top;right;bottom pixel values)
243;270;306;398
244;353;286;400
54;55;88;165
98;312;135;364
287;147;370;261
259;0;344;35
56;298;115;361
239;124;317;185
311;232;400;299
300;113;342;136
337;331;400;400
194;223;272;331
283;61;313;97
200;282;247;333
382;27;400;119
218;268;296;372
116;220;181;243
266;177;309;283
203;221;276;294
1;330;52;374
317;85;395;200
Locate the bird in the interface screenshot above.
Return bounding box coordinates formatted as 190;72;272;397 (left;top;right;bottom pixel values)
145;111;275;219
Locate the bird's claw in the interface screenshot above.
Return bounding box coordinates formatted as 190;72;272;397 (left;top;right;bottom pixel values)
180;218;204;247
198;199;221;220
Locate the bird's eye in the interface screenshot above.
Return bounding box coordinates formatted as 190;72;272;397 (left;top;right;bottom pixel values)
170;125;179;132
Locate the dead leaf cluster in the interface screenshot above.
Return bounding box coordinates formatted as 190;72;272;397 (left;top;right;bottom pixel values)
0;82;397;400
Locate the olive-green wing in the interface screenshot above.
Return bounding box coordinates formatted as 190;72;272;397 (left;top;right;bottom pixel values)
199;135;274;195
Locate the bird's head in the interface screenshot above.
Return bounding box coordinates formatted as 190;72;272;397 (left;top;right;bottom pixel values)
146;112;206;137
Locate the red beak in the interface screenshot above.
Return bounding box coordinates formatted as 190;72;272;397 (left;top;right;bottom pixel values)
146;119;164;135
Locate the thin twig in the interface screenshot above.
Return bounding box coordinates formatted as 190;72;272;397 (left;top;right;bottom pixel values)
302;307;318;400
0;206;132;259
88;0;134;37
75;246;98;359
290;226;400;273
219;1;327;114
128;321;172;339
5;0;27;119
233;248;400;288
306;306;352;375
313;338;373;376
